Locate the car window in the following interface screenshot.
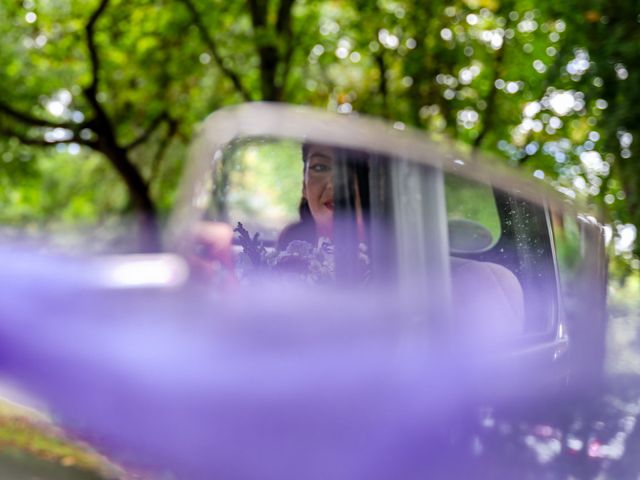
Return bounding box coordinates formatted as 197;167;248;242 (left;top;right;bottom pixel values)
194;135;558;338
551;210;585;319
444;173;558;336
551;211;582;285
198;138;379;286
209;138;302;242
445;174;501;254
501;193;558;334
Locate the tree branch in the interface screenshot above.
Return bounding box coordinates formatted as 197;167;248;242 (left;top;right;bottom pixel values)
274;0;296;99
0;125;94;148
375;52;390;118
247;0;281;100
275;0;295;34
0;100;84;130
86;0;110;97
276;43;295;100
0;0;107;150
82;0;120;151
247;0;267;28
178;0;252;101
124;111;169;150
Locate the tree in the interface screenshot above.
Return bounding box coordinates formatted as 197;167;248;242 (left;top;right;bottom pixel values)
1;0;639;258
1;1;175;249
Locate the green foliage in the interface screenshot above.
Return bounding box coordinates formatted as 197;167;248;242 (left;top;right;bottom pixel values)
0;0;639;262
224;139;302;238
0;149;126;226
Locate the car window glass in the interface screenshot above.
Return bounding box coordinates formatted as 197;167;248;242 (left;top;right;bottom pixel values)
551;211;584;315
199;138;383;287
445;174;501;254
494;191;558;334
192;135;557;339
209;138;302;241
551;211;582;284
444;173;558;337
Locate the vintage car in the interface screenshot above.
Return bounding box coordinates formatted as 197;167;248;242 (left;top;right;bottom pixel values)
168;102;608;394
0;102;609;479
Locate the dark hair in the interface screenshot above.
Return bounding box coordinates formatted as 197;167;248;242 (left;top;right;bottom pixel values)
302;142;311;165
299;142;314;223
298;197;314;222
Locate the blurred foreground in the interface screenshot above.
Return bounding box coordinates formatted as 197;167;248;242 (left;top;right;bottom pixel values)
453;275;640;480
0;397;121;479
0;252;637;479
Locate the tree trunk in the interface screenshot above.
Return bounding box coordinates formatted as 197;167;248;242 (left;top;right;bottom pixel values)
259;45;279;101
101;142;160;252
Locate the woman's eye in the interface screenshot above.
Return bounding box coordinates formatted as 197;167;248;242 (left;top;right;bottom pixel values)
310;164;330;173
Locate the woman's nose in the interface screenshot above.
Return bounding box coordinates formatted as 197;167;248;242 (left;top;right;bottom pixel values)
324;176;334;194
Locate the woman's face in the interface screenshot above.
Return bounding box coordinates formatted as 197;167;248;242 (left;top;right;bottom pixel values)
304;145;334;237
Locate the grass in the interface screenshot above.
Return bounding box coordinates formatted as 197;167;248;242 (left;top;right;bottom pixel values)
0;398;125;479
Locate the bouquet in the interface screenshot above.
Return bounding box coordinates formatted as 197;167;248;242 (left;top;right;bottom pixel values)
233;223;369;285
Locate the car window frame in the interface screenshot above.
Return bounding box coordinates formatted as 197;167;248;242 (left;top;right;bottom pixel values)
169;103;603;351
